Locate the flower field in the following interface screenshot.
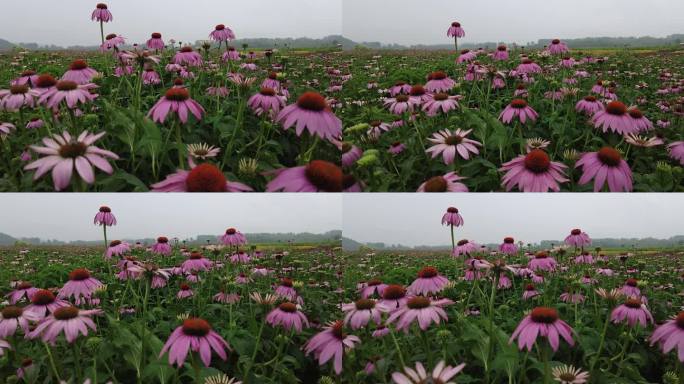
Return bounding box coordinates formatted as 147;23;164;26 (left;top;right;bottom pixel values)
1;207;684;383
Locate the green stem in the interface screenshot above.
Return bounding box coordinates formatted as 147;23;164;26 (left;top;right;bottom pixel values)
103;224;108;252
244;320;265;382
389;329;406;369
44;342;62;381
100;21;105;45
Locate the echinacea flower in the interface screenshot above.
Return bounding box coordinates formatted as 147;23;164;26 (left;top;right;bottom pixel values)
151;236;172;255
422;93;459;116
100;34;125;51
58;269;103;304
417;172;468;192
173;47;203;67
105;240;130;259
378;285;408;311
425;71;456;93
447;22;465;38
0;306;38;338
384;94;415;115
509;307;574;351
39;81;98;109
575;96;604;116
266;302;309;333
576;147;633;192
267;160;342;192
387;296;453;332
7;282;39;304
28;306;102;344
548;39;569;55
91;3;112;22
342;143;363;167
24;131;118;191
219;228;247;246
148;87;205;124
248;87;286;116
649;311;684;362
359;279;387;299
499;237;518;255
426;128;480;164
523;284;540;300
392;360;465;384
62;60;99;85
0;122;16;138
668;142;684;165
146;33;165;50
23;289;69;320
453;239;479;257
181;251;213;273
564;229;591;248
499;99;539;124
624;134;663;148
275;92;342;141
620;278;641;297
150;163;252;192
499;150;568;192
12;69;39;87
303;320;360;375
551;364;589;384
341;299;386;329
160;318;231;367
94;205;116;226
0;84;39;111
592;101;637;135
441;207;463;227
528;251;557;272
177;283;194;299
408;267;449;295
611;297;654;327
493;45;509;61
209;24;236;42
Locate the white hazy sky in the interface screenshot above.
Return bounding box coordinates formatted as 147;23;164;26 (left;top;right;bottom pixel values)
0;194;341;241
0;0;343;46
342;0;684;45
1;1;682;46
343;194;684;246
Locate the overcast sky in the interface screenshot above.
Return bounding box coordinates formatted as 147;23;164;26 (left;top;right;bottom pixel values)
343;194;684;246
0;0;343;46
1;0;682;47
342;0;684;45
0;194;341;241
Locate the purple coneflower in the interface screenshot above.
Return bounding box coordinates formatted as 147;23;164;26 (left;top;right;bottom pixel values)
266;160;342;192
151;237;172;256
94;206;116;226
528;251;557;272
105;240;130;259
11;69;39;87
160;318;230;367
509;307;574;351
7;282;39;304
148;87;205;124
28;306;102;344
58;268;103;304
592;101;637;135
575;96;604;116
499;99;539;124
24;131;118;191
422;93;460;116
359;279;387;299
304;320;360;375
248;87;286;116
173;46;203;67
209;24;235;42
499;149;568;192
341;299;386;329
620;278;641;297
378;285;408;311
39;80;98;110
266;302;309;333
649;311;684;362
441;207;463;227
548;39;569;55
668;142;684;165
0;84;39;111
565;229;591;248
493;45;509;61
276;91;342;140
576;147;633;192
384;94;415;115
611;297;654;327
220;228;247;246
392;361;465;384
23;289;69;320
182;251;213;273
0;306;38;338
91;3;113;22
447;22;465;38
408;267;449;295
62;60;99;85
425;71;456;93
426;128;480;164
499;237;518;255
146;33;165;50
151;163;252;192
387;296;453;332
417;172;468;192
